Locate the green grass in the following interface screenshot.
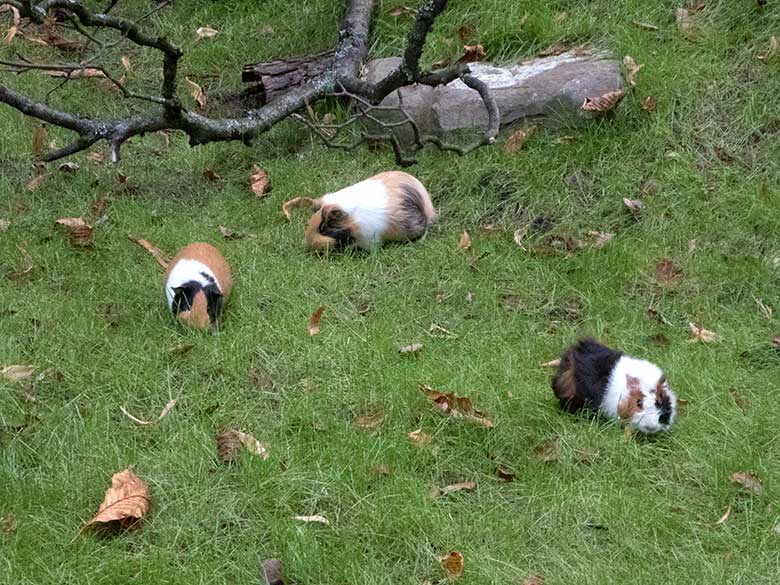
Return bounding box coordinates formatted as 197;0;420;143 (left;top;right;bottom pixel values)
2;1;780;583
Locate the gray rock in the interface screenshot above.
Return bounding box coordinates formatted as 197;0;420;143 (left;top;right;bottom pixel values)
359;50;624;145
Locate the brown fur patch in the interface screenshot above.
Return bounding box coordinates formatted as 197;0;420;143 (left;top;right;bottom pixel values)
617;386;644;421
656;375;667;399
178;290;210;329
304;205;361;250
166;242;232;298
377;171;436;242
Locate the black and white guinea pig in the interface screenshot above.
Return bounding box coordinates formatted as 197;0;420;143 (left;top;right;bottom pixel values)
164;242;232;330
282;171;437;250
551;338;677;433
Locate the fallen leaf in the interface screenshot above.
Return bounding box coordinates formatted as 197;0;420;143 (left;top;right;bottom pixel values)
587;231;614;248
675;8;691;32
55;217;94;247
439;551;464;582
372;463;391;476
504;126;535;153
59;162;80;172
419;384;494;427
757;35;777;62
688;239;697;254
431;481;476;499
128;237;170;270
688;322;723;343
728;387;744;409
647;333;670;347
261;558;284;585
524;576;545;585
643;95;657;112
539;42;569;57
83;468;149;530
632;20;660;31
534;440;559;462
388;5;416;17
185;77;206;108
1;365;35;381
399;342;423;355
0;219;9;231
44;68;105;78
623;197;645;211
513;224;530;249
219;226;243;240
308;306;324;336
714;146;734;164
120;54;131;73
623;55;644;86
581;90;625;112
647;307;673;326
250;164;271;198
0;514;18;533
458;230;471;251
540;359;561;368
103;303;120;327
2;10;18;45
87;151;104;163
195;26;219;39
716;505;731;525
458;44;485;64
203;168;221;182
7;246;33;280
293;515;329;525
731;471;763;495
32;125;47;159
353;410;385;430
408;428;432;448
216;430;270;463
496;467;515;481
655;259;682;283
120;399;177;426
25;171;46;191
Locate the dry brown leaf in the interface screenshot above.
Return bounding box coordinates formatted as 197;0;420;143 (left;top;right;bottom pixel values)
87;151;104;163
524;576;545;585
757;35;778;62
251;164;271;198
308;306;324;336
195;26;219;39
216;430;270;463
25;170;46;191
439;551;464;582
0;219;9;232
504;126;536;154
2;6;19;45
44;68;105;78
1;365;35;381
539;42;569;57
513;224;531;249
120;399;177;426
643;95;657;113
55;217;94;248
7;246;33;281
540;358;561;368
0;514;17;533
581;90;625;112
716;505;731;525
431;481;476;499
496;467;515;482
293;514;329;525
399;342;424;355
632;20;660;31
419;384;494;427
84;468;149;530
688;322;723;343
388;5;417;17
203;168;222;182
534;440;559;462
31;125;47;158
623;197;645;211
353;410;385;431
623;55;644;86
655;259;682;283
128;237;170;270
408;428;432;448
185;77;206;108
586;231;613;248
731;471;763;495
458;44;485;64
458;230;472;251
675;8;691;32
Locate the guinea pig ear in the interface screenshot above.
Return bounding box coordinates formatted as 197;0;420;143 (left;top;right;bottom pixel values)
655;375;667;397
625;374;641;392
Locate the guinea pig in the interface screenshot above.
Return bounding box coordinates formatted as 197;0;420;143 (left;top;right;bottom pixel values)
282;171;437;250
551;337;677;433
164;242;232;330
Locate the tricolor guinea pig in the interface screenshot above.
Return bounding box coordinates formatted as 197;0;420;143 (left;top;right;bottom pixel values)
551;338;677;433
282;171;437;250
164;243;232;330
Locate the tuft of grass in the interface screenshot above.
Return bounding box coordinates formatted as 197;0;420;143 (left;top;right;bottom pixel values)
2;1;780;583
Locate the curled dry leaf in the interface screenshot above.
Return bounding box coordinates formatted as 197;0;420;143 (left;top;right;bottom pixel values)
388;5;416;17
513;223;530;249
1;365;35;381
84;468;149;530
496;467;515;481
534;439;559;462
353;410;385;431
185;77;206;108
55;217;94;248
431;481;476;499
504;126;535;154
2;6;19;45
540;358;561;368
757;35;777;62
655;259;682;283
524;576;545;585
581;90;625;112
120;399;177;426
408;428;432;448
623;55;644;87
44;68;105;78
216;430;270;463
203;168;222;182
25;170;46;191
587;231;614;248
120;55;131;73
439;551;464;582
716;505;731;525
195;26;219;39
0;514;17;533
251;164;271;198
643;95;657;112
32;125;47;158
458;44;485;64
87;151;104;163
293;515;329;525
282;196;315;219
308;306;324;336
458;230;472;252
730;471;763;495
128;237;170;270
623;197;645;211
688;322;723;343
7;246;34;281
399;342;423;355
419;384;494;427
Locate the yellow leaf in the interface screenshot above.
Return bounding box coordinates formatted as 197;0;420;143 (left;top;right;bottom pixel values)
458;230;471;251
185;77;206;108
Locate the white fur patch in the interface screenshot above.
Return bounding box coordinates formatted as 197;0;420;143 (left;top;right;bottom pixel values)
322;178;390;248
165;259;221;310
602;355;676;433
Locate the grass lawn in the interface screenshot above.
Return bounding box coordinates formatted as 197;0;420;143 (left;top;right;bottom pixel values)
2;0;780;583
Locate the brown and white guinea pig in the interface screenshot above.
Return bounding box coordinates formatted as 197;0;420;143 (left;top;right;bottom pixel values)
551;338;677;433
164;243;232;330
282;171;437;250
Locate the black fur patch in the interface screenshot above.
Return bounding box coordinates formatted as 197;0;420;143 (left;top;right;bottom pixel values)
398;183;429;239
318;211;355;248
171;280;223;324
551;338;623;413
657;396;673;425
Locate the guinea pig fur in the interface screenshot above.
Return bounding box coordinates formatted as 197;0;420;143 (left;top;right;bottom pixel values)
164;242;232;330
551;338;677;433
284;171;437;250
